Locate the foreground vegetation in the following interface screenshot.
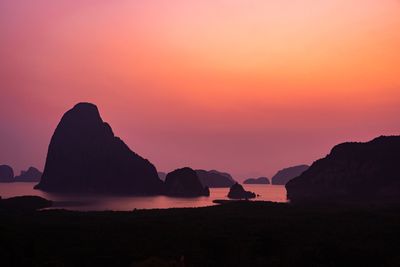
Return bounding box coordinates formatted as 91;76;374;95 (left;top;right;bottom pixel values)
1;199;399;267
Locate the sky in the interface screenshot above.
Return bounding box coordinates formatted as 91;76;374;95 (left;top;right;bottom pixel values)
1;0;400;180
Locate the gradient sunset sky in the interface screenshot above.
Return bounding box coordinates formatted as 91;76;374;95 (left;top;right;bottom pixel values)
1;0;399;180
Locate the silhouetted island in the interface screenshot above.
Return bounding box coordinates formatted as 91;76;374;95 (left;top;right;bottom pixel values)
34;103;164;195
286;136;400;203
0;165;14;182
228;183;256;199
195;169;236;188
271;165;309;185
243;177;270;184
14;167;42;182
165;167;210;197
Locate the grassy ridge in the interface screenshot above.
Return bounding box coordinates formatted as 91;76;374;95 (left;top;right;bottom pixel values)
1;201;400;266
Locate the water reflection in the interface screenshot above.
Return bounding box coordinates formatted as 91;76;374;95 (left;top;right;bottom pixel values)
0;183;287;211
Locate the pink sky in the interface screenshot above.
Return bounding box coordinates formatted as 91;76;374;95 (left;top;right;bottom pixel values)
1;0;400;180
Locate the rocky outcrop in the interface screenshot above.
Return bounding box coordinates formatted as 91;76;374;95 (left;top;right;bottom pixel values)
243;177;270;184
286;136;400;203
227;183;256;199
165;167;210;197
0;165;14;182
35;103;164;195
271;165;309;185
195;169;235;188
14;167;42;182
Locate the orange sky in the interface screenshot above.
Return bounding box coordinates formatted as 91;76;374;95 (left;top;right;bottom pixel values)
1;0;400;180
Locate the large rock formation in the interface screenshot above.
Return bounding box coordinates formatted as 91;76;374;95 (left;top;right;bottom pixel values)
286;136;400;203
0;165;14;182
165;167;210;197
35;103;164;195
195;169;235;188
243;177;270;184
227;183;256;199
14;167;42;182
271;165;309;185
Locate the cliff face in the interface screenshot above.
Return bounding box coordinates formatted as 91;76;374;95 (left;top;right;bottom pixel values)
35;103;163;195
271;165;309;185
286;136;400;203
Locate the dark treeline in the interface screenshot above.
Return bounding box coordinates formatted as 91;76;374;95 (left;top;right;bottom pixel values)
1;200;399;266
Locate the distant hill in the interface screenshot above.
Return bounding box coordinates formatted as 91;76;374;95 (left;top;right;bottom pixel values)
14;167;42;182
35;103;164;195
195;169;235;188
243;177;270;184
271;165;309;185
286;136;400;203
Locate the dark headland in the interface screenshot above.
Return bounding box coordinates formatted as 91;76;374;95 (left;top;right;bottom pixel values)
286;136;400;203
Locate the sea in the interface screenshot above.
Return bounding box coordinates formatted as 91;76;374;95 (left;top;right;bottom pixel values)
0;183;287;211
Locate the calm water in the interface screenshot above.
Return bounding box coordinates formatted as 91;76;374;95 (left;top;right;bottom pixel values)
0;183;287;211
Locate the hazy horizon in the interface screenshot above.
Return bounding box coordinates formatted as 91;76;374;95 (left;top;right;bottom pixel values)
1;1;399;180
